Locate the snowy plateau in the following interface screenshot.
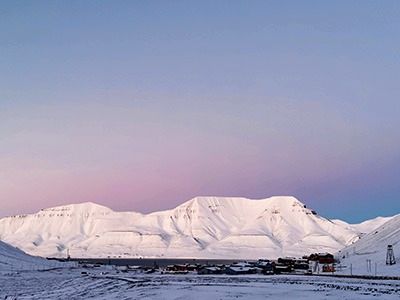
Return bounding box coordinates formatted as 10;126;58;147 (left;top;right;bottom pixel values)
0;196;391;259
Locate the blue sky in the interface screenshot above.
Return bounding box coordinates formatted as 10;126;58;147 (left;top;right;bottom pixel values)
1;1;400;222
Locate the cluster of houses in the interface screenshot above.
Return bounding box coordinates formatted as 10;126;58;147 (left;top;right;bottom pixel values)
107;253;336;276
197;260;273;275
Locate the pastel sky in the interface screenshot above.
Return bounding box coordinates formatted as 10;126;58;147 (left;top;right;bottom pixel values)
1;1;400;222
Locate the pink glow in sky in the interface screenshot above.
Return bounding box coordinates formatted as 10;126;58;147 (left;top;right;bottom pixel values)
1;98;399;222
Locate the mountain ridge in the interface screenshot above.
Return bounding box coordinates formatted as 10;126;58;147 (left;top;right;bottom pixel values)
0;196;395;259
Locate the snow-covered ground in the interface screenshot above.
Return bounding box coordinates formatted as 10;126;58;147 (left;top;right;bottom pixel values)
0;196;378;259
1;269;400;299
1;236;399;299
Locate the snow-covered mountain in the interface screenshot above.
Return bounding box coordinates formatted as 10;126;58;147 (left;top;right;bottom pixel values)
0;196;375;259
337;214;400;276
332;216;394;236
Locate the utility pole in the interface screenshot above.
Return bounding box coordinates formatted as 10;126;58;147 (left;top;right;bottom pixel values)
366;259;372;273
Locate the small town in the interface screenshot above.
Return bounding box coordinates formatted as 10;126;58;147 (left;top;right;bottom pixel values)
77;253;336;276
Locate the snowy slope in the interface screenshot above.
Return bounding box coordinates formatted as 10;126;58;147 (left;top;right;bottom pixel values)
0;240;60;271
337;214;400;276
0;196;366;259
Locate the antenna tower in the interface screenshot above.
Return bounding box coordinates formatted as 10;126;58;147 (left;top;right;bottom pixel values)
386;245;396;265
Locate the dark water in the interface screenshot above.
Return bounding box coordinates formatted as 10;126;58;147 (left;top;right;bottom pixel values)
69;258;255;267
